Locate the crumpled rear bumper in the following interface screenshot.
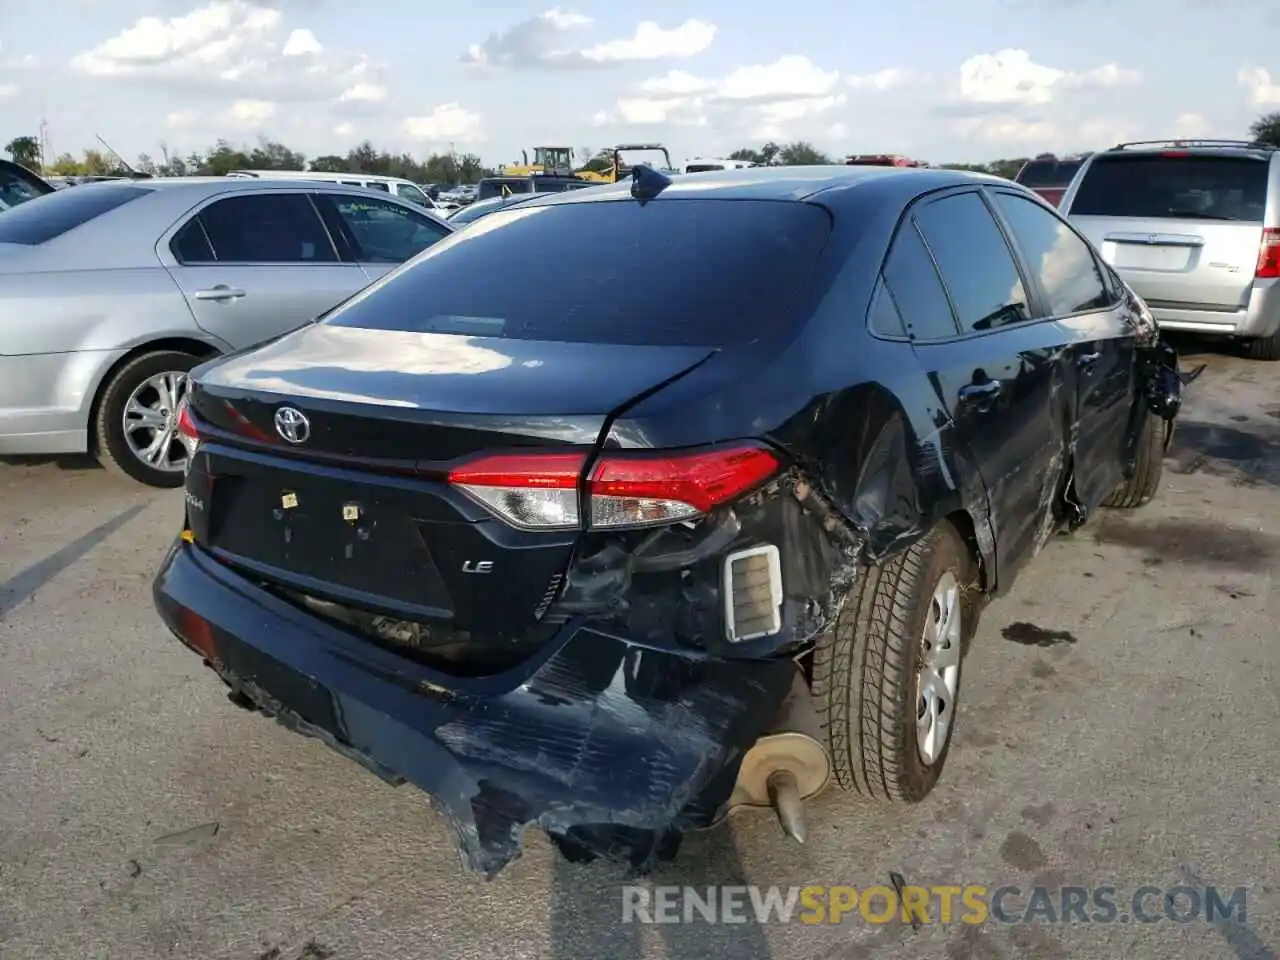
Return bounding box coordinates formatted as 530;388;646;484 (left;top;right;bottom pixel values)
153;539;795;877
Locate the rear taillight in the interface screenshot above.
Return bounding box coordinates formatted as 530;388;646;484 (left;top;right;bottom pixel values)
1256;228;1280;280
447;444;781;531
175;397;200;458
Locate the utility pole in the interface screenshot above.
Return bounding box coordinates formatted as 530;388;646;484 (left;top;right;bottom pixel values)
38;96;49;171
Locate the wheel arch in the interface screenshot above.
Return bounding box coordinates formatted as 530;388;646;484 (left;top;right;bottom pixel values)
86;337;221;455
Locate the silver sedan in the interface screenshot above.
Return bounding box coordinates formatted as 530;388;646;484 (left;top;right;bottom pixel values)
0;176;454;486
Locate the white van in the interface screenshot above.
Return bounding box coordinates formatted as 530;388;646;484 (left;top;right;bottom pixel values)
226;169;445;214
682;158;758;173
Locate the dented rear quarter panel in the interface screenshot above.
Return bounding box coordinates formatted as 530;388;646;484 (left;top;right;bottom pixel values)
617;183;997;584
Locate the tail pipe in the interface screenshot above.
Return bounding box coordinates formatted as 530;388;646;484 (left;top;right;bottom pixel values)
725;668;832;844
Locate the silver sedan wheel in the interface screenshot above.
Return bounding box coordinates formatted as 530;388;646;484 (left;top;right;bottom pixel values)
121;371;189;473
916;569;962;765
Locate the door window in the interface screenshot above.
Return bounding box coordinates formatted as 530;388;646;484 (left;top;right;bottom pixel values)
325;194;451;263
395;182;430;205
913;192;1033;333
179;193;338;264
991;191;1113;316
880;220;959;340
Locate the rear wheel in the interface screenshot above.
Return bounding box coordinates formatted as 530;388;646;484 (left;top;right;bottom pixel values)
810;521;976;803
93;350;200;488
1244;329;1280;361
1101;411;1165;509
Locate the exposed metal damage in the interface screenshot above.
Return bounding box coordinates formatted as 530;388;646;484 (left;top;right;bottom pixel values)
155;448;885;878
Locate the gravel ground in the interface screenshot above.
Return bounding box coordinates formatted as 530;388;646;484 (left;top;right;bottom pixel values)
1;343;1277;960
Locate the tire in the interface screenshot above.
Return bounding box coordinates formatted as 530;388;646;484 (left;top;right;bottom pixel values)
1101;411;1165;509
1245;328;1280;361
810;520;976;803
93;350;201;488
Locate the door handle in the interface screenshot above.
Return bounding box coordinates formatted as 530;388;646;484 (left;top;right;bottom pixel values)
1077;351;1102;369
194;286;246;302
957;380;1001;412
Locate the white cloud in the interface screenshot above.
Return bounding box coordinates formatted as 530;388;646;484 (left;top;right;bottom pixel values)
958;49;1140;106
332;121;354;138
715;56;840;101
1173;112;1208;137
949;113;1136;153
339;82;386;103
164;109;197;128
70;1;284;77
68;1;390;107
596;55;852;135
1238;67;1280;107
0;84;17;100
400;103;484;143
281;28;322;57
577;20;716;64
847;68;916;91
461;9;715;70
228;99;276;125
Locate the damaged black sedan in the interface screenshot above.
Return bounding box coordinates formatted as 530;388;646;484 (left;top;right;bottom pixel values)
153;165;1186;877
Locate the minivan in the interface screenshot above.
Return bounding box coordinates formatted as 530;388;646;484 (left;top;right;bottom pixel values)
1063;139;1280;360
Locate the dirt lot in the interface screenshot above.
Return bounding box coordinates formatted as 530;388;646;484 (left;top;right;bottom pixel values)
1;343;1277;960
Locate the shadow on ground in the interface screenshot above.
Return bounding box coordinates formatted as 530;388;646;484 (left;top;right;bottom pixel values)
0;454;101;472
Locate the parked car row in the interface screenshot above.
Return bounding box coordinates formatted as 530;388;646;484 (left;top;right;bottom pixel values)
149;162;1192;878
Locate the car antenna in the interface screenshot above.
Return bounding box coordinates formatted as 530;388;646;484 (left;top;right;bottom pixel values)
630;164;671;204
95;133;149;179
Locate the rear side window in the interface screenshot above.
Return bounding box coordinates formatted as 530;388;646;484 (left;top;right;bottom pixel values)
991;192;1112;316
1070;154;1270;221
177;194;338;264
1016;160;1082;188
867;279;907;338
881;223;958;340
324;199;833;347
0;183;151;245
914;192;1033;333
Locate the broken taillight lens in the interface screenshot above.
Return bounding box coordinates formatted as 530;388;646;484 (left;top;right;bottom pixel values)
447;444;781;531
1256;227;1280;280
175;397;201;459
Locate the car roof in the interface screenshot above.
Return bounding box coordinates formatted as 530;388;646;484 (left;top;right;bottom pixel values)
93;176;412;197
227;170;416;183
1092;141;1279;161
507;164;1006;207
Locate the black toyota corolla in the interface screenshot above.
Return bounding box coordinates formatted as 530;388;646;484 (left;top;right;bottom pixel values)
154;165;1187;877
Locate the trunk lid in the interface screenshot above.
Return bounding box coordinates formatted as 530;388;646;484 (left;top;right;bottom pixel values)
184;323;714;670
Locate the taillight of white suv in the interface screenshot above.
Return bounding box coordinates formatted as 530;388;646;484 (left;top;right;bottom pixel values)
1257;228;1280;279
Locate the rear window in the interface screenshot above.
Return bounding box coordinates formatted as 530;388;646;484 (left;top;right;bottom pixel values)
1016;159;1083;188
324;198;833;347
1070;154;1269;221
0;183;151;244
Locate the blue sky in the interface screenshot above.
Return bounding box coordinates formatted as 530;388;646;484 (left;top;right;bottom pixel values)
1;0;1278;167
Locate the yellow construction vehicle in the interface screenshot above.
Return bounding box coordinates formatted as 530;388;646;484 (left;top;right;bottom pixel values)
500;146;575;177
498;143;675;185
571;143;675;184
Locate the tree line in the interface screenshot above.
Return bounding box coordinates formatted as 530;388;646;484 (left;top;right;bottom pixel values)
5;113;1280;183
2;135;492;185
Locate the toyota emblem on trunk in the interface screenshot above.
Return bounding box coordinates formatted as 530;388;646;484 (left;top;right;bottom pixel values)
274;406;310;444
